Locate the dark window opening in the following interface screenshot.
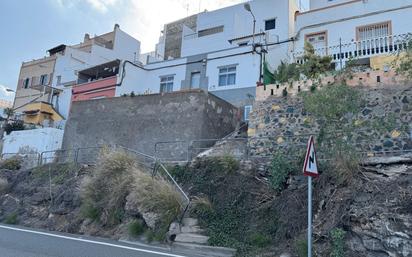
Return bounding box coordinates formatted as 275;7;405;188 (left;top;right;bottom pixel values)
265;19;276;31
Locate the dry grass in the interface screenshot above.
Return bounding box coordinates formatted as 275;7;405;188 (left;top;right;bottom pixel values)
80;149;137;225
80;148;184;237
0;178;8;195
130;169;184;235
331;151;361;185
0;157;22;170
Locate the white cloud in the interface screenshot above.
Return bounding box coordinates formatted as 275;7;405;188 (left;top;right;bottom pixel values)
84;0;119;13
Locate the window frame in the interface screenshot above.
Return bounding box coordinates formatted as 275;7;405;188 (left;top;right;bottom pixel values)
264;18;276;31
244;105;253;121
356;21;392;41
218;65;237;87
40;74;49;86
23;78;30;89
160;75;175;93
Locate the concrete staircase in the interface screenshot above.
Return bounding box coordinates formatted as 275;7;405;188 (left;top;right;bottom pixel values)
170;218;236;257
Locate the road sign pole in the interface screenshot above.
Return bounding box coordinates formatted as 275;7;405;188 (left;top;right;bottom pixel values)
308;176;312;257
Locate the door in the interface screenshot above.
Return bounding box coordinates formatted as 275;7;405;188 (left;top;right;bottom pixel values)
190;72;201;88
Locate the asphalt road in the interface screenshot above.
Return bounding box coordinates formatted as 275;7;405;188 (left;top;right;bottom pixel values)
0;224;190;257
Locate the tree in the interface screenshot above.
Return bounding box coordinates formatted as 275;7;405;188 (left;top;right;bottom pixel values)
300;42;333;79
3;107;14;120
395;36;412;79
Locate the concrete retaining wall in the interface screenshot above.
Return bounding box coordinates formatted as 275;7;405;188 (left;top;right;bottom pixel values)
62;90;240;156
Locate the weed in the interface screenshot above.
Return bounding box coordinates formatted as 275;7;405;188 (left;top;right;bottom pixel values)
330;228;346;257
4;212;18;224
269;153;293;191
0;158;22;170
249;233;271;248
296;239;308;257
128;219;146;237
80;202;100;221
189;196;214;219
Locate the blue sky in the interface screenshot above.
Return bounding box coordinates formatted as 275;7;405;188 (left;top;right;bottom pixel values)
0;0;309;102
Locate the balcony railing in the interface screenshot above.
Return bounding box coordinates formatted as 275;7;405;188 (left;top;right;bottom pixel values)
293;33;411;66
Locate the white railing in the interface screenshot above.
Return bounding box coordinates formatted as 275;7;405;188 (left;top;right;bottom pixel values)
293;33;411;66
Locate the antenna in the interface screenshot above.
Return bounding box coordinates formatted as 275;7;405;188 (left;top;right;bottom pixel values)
198;0;202;13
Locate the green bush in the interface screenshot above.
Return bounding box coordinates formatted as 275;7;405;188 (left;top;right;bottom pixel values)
80;203;100;221
0;158;22;170
128;219;146;237
249;233;271;248
296;239;308;257
4;212;18;224
269;153;293;191
331;228;346;257
204;155;240;174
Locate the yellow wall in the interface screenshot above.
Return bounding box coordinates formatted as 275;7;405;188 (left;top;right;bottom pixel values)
23;102;63;124
370;53;406;71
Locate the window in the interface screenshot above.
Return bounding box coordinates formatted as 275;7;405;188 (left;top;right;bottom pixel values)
357;21;391;41
218;66;236;86
40;74;48;85
305;32;327;50
160;75;174;93
56;75;62;85
265;19;276;31
23;78;30;89
190;72;201;88
244;105;252;121
198;26;224;37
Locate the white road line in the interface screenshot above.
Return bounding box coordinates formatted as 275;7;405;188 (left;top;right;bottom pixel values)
0;225;187;257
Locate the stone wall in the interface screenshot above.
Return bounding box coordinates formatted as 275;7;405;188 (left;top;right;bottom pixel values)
256;70;407;100
62;90;240;156
249;84;412;157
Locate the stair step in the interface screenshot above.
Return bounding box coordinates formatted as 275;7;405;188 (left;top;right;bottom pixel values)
182;218;198;227
181;225;204;234
174;233;209;244
172;242;236;257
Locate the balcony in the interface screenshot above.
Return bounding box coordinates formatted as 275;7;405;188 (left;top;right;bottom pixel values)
293;34;410;67
71;76;117;102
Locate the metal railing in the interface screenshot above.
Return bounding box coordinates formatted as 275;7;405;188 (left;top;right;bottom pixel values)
293;33;411;65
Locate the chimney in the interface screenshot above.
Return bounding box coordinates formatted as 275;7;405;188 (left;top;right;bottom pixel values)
114;24;120;30
84;33;90;42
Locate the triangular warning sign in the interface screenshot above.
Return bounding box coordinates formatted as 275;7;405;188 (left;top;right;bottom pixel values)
303;136;319;177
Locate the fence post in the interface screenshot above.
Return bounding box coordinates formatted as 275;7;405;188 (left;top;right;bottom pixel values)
74;148;79;164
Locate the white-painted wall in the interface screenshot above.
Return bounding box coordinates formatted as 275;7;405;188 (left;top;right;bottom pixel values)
296;0;412;44
206;46;260;92
116;58;188;96
2;128;64;156
293;0;412;67
181;0;297;58
50;28;141;119
310;0;352;10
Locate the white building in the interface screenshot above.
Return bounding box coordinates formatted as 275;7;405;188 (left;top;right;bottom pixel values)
116;0;300;112
292;0;412;69
13;24;140;120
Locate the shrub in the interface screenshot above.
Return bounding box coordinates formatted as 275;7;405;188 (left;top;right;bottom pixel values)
303;83;361;124
204;156;240;174
295;239;308;257
331;228;346;257
130;169;184;239
4;212;18;224
80;149;137;226
190;196;214;219
249;233;271;248
0;178;8;194
330;144;360;185
4;120;25;135
0;157;22;170
128;219;146;237
269;153;293;191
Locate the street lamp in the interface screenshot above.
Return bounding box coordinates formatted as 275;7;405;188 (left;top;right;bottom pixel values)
244;3;256;48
